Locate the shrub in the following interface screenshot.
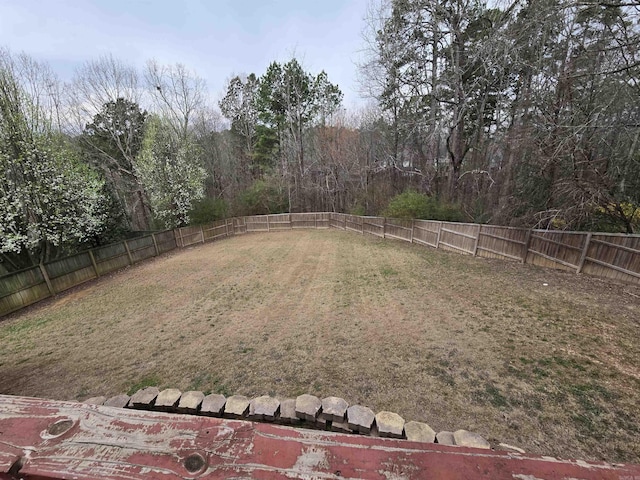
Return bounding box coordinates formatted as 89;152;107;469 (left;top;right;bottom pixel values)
382;190;465;221
587;202;640;233
349;203;366;216
188;197;228;225
237;179;288;215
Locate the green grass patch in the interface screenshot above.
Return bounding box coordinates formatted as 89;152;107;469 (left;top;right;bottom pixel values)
380;266;398;277
4;316;50;336
127;375;162;395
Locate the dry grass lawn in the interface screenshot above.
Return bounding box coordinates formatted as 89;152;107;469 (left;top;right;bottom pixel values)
1;229;639;463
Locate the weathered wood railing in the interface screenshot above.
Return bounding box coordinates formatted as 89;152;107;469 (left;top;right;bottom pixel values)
3;394;638;480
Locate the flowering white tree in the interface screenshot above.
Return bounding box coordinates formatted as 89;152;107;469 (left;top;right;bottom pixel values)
0;49;108;268
138;61;208;227
135;115;205;227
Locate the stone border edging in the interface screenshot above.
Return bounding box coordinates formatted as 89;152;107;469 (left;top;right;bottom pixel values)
84;388;505;451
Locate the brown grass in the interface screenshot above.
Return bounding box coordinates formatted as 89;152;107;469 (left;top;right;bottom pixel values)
1;230;639;462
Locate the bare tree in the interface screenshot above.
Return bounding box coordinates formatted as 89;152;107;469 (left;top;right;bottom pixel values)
145;60;207;142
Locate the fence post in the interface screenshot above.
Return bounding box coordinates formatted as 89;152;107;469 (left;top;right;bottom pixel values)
383;217;387;238
314;213;317;229
435;222;442;249
473;225;481;256
577;232;593;274
199;225;205;243
178;228;184;248
410;219;414;243
361;217;364;235
267;215;271;232
88;250;100;277
151;233;160;256
123;240;133;265
39;263;55;296
522;230;532;264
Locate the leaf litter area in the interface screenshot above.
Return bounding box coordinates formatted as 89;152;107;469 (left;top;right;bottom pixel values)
1;230;639;463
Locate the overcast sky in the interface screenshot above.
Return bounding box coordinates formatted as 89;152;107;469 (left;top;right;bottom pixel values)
0;0;370;107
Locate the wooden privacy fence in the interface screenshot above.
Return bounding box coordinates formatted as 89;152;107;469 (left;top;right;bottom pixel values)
2;212;639;317
158;212;640;286
328;213;640;285
0;230;177;317
175;213;331;248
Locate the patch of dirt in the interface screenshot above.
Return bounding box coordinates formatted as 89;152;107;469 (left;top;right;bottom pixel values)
1;230;639;463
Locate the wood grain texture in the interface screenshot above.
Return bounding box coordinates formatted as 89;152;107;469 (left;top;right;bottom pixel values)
1;394;639;480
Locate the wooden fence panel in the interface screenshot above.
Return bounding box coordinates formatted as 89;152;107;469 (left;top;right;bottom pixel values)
245;216;269;232
154;231;177;253
329;213;346;229
126;236;156;263
47;252;97;293
291;213;318;229
384;218;413;242
316;212;330;228
582;234;640;284
345;214;363;233
179;226;204;247
233;217;247;234
0;266;44;298
476;226;529;262
266;213;291;231
0;282;51;316
437;222;479;255
412;220;440;247
527;231;586;271
362;216;384;237
93;243;130;276
44;252;91;279
0;267;49;316
203;220;229;241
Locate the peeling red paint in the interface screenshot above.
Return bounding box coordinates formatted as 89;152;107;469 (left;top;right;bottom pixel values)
1;395;639;479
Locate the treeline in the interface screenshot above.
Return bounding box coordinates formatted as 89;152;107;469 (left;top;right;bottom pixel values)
1;0;640;273
359;0;640;232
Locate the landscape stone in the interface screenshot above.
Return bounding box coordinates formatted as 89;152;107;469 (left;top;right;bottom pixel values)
155;388;182;411
404;421;436;443
436;431;455;445
346;405;375;434
129;387;159;409
104;394;130;408
278;398;301;425
295;394;322;421
200;394;226;416
224;395;250;418
177;391;205;413
320;396;348;422
453;430;491;449
249;396;280;421
375;411;405;438
83;396;106;406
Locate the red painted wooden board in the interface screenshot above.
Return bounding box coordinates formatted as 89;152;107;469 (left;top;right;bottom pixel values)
0;395;639;479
